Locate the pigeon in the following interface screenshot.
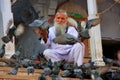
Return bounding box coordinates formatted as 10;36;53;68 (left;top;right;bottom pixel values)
31;53;40;61
52;62;60;75
74;68;83;78
7;50;21;67
103;56;113;64
10;50;21;60
38;73;47;80
81;62;94;69
51;74;64;80
37;60;46;69
101;71;114;80
43;59;53;75
1;24;25;43
79;29;90;39
73;63;83;78
0;44;6;58
62;63;73;70
112;67;120;80
91;69;103;80
55;60;66;70
46;59;53;69
7;64;19;75
1;26;16;43
20;58;32;68
43;67;52;76
103;56;120;66
29;19;46;28
27;66;35;75
53;33;80;45
62;69;72;77
80;62;95;78
79;18;101;39
29;16;51;30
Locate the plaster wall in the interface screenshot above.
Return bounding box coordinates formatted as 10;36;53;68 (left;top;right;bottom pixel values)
98;0;120;41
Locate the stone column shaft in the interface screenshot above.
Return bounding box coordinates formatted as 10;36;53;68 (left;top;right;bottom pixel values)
87;0;105;66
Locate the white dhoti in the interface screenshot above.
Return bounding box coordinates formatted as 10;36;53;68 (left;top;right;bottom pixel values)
43;42;85;66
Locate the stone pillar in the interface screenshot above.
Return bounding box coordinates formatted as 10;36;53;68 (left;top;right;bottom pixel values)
87;0;105;66
0;0;15;58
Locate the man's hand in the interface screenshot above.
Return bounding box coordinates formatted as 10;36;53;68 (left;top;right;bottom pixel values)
33;28;48;43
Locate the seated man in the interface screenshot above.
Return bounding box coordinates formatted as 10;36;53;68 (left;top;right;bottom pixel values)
29;9;102;67
43;10;85;66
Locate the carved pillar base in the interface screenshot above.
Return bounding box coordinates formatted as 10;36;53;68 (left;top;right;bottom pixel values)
94;59;105;66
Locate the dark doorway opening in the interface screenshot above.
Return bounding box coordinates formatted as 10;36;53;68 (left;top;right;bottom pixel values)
102;42;120;59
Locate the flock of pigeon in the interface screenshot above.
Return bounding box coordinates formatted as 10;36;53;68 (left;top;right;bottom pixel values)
0;43;120;80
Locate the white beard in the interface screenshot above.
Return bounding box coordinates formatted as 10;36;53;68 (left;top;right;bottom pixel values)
54;22;67;36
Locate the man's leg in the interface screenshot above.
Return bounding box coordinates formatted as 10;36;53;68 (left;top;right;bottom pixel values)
43;49;62;62
67;42;85;66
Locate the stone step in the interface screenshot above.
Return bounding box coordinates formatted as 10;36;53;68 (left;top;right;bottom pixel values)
0;67;91;80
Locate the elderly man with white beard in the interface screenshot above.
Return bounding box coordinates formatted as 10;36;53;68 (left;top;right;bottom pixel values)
42;10;85;67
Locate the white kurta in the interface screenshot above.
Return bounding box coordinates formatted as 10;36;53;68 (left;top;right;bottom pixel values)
43;26;85;66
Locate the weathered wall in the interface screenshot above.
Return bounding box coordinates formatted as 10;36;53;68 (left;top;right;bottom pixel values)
98;0;120;42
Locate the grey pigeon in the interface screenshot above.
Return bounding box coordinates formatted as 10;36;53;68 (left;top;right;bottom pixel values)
38;73;47;80
10;50;21;60
53;33;80;45
79;18;101;39
103;56;113;64
29;19;45;27
0;44;5;58
20;58;32;67
51;74;64;80
46;59;53;69
73;63;83;78
1;26;16;43
52;62;60;75
74;69;83;78
7;64;19;75
43;59;52;75
79;29;90;39
29;16;51;30
62;63;73;70
43;67;52;76
62;70;72;77
12;0;38;26
27;66;35;75
81;62;94;69
91;69;103;80
38;60;46;69
103;56;120;66
112;67;120;80
86;18;101;29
